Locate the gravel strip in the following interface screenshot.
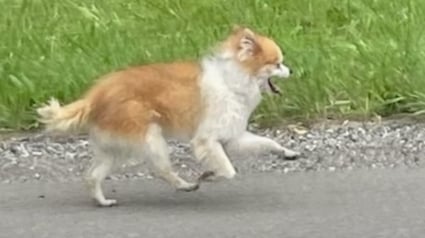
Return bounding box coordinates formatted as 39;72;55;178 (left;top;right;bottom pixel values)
1;120;425;184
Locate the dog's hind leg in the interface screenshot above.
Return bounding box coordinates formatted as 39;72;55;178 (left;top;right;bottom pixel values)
145;124;199;192
85;147;117;207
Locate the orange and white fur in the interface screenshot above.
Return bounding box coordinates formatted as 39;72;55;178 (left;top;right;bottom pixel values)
37;26;299;206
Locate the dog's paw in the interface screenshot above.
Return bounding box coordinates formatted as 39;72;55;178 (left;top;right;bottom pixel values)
97;199;118;207
176;182;200;192
282;149;301;160
197;171;216;182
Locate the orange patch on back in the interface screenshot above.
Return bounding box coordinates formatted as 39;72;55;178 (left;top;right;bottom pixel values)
85;62;203;139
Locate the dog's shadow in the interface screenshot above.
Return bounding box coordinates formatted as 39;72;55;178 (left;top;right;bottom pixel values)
59;179;282;213
106;183;271;212
1;178;282;217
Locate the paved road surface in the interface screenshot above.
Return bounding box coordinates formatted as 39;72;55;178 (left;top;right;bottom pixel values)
1;168;425;238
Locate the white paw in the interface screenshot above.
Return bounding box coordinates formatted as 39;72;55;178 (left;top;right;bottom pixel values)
215;169;236;180
283;149;301;159
176;182;200;192
98;199;118;207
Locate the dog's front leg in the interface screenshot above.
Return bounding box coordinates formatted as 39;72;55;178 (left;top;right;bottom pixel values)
225;132;300;159
192;138;236;180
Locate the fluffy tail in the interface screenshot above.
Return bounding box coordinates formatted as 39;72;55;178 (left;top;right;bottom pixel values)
36;98;91;132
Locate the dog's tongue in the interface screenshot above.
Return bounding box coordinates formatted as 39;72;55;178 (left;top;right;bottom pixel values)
267;78;281;94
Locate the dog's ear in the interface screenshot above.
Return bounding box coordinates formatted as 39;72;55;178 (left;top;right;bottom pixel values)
237;28;259;61
231;24;244;33
231;24;253;34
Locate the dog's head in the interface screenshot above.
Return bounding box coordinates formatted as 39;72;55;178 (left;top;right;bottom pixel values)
217;25;292;94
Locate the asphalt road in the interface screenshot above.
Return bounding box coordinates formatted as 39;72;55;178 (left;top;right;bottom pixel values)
1;168;425;238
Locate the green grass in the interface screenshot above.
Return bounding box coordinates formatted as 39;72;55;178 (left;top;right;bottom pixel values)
1;0;425;129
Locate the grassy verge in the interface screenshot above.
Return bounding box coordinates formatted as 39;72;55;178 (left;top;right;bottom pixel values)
1;0;425;129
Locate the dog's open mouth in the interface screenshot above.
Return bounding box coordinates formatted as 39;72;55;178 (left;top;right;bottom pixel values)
267;78;281;95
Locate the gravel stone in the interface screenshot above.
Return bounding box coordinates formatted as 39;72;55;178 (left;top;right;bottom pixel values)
1;119;425;183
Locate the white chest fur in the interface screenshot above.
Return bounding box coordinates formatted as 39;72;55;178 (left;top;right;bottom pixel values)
195;56;262;141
